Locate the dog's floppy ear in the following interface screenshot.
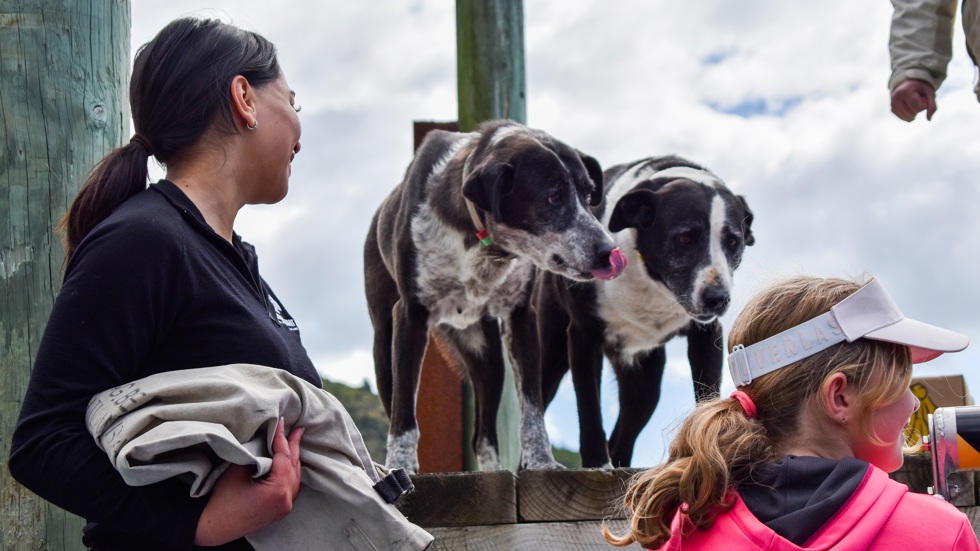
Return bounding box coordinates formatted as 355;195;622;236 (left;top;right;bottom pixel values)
577;151;605;206
737;194;755;246
609;188;657;233
462;160;515;221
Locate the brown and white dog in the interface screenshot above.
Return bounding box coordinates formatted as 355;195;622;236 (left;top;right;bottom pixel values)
534;155;754;467
364;120;627;473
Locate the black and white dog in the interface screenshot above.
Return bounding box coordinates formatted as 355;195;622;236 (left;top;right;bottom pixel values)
534;155;754;467
364;120;627;473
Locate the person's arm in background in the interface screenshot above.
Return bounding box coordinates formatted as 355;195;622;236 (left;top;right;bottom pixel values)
889;0;958;120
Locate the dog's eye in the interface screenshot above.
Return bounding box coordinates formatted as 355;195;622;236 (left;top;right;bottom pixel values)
548;191;561;205
677;234;692;246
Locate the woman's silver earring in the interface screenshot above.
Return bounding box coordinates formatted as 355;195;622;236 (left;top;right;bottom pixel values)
840;416;846;424
247;118;258;131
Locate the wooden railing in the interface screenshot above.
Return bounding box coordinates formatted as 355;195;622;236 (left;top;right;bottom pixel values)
398;469;642;549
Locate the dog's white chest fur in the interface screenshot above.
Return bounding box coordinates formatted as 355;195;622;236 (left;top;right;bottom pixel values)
596;238;692;365
410;204;530;330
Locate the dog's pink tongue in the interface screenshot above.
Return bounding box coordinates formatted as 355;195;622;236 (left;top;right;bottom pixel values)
592;248;627;280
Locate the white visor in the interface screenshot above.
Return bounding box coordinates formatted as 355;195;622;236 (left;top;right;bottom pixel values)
728;278;969;387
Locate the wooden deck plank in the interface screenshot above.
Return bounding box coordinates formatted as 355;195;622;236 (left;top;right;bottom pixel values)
398;471;517;527
518;468;636;522
428;520;641;550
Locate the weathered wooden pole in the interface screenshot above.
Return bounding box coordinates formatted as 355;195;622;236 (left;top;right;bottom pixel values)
456;0;527;472
1;2;130;548
456;0;527;130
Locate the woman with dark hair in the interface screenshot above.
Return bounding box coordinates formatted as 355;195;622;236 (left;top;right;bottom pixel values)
8;17;362;550
605;275;978;550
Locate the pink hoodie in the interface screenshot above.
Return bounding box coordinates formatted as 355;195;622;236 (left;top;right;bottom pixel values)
656;465;979;550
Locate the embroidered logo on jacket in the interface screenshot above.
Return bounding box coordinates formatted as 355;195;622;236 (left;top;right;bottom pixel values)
268;294;299;331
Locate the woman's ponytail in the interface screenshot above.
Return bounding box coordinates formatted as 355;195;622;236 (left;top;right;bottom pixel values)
59;140;150;260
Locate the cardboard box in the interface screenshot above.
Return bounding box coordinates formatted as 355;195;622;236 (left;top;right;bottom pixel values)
908;374;973;444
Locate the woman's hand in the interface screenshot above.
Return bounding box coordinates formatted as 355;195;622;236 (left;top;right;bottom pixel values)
194;418;305;546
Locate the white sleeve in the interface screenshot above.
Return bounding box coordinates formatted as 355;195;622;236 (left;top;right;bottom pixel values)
888;0;958;90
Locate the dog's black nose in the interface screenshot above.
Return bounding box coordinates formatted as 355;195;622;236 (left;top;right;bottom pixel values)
701;286;730;312
593;241;617;267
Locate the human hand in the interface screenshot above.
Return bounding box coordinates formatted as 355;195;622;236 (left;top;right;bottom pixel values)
194;418;305;546
891;79;937;122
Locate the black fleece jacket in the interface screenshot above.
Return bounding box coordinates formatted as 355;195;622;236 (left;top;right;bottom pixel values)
9;181;319;550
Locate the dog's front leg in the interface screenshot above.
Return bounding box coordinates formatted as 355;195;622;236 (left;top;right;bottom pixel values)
385;298;430;474
567;321;610;468
687;320;723;401
504;305;563;470
449;319;505;471
609;347;667;468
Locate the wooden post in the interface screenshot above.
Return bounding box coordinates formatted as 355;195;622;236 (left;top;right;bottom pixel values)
0;2;130;549
456;0;527;472
456;0;527;129
413;121;466;473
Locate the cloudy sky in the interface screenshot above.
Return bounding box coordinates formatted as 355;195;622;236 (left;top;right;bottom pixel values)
132;1;980;468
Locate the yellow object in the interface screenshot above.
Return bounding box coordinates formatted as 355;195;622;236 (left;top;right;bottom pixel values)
907;382;937;445
958;433;980;470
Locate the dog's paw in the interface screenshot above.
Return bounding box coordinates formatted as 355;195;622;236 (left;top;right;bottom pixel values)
386;430;420;474
521;458;566;471
519;439;565;470
384;456;419;475
476;439;502;471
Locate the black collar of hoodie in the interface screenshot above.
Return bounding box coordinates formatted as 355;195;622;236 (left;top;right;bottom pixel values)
737;455;869;546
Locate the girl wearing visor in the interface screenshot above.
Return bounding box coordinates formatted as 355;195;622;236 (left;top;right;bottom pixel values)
605;275;978;550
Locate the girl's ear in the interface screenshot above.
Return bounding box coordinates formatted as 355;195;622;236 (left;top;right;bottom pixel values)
821;372;857;423
230;75;257;130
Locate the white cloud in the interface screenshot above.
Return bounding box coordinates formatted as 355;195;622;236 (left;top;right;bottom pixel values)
312;348;377;391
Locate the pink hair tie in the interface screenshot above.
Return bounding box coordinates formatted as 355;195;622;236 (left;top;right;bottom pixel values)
730;390;757;419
